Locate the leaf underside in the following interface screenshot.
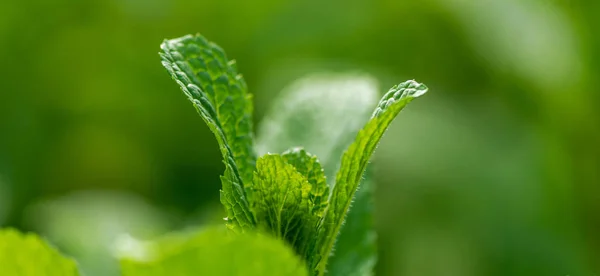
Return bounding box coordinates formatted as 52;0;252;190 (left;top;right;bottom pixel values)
160;34;256;232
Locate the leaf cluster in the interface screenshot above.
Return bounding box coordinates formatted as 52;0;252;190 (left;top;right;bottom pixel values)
0;34;427;276
159;34;427;275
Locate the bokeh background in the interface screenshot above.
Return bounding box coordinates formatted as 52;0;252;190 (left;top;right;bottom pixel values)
1;0;599;275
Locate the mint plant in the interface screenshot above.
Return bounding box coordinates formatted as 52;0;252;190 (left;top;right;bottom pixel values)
158;34;427;275
0;33;427;276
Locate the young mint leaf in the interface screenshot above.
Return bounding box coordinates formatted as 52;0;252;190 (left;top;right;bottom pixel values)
120;226;308;276
0;228;80;275
315;80;428;275
256;73;379;275
250;153;322;261
160;34;256;232
281;147;329;217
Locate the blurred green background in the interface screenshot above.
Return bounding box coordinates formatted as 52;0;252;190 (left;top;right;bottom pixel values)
1;0;599;275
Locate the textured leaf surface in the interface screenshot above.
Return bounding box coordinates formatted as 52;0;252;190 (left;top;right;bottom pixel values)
282;147;329;217
315;80;428;275
256;73;379;275
160;34;256;232
120;226;308;276
250;154;321;260
0;228;80;275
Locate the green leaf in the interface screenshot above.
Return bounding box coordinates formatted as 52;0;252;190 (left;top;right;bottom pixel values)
325;176;376;276
0;228;80;275
120;227;308;276
250;154;321;261
315;80;428;275
281;147;329;217
160;34;256;232
256;73;380;275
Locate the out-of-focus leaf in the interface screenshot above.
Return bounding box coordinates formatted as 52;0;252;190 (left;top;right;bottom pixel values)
0;228;80;275
120;226;308;276
256;73;379;275
256;73;378;170
24;190;172;276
